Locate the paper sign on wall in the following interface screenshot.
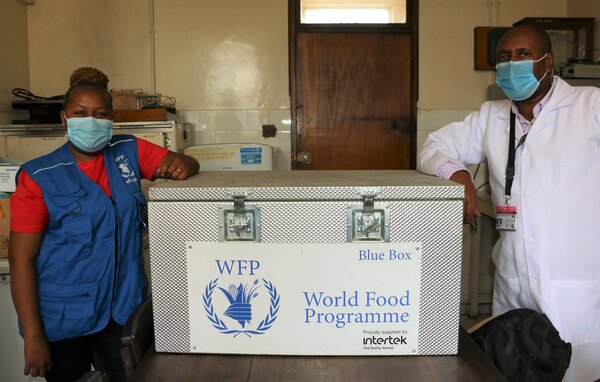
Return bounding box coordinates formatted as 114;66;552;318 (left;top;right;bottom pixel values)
187;242;422;355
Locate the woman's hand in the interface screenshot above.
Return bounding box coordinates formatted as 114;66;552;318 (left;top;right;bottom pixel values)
449;170;481;227
23;335;52;377
155;152;200;180
9;231;49;377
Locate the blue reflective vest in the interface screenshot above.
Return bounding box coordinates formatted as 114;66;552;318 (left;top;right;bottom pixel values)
20;135;148;342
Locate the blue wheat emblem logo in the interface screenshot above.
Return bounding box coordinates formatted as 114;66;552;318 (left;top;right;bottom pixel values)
219;280;259;328
203;278;280;337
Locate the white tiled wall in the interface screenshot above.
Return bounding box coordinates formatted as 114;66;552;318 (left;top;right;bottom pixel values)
180;107;490;175
418;108;495;315
178;109;292;171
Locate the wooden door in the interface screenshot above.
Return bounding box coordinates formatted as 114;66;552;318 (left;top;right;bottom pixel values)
290;1;418;170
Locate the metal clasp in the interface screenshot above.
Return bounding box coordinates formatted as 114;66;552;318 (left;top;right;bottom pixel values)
220;189;261;242
347;188;389;242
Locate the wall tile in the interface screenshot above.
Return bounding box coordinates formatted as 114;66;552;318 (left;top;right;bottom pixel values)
268;109;291;132
177;108;293;170
215;131;259;144
248;109;270;131
177;110;189;122
417;109;457;131
456;109;477;120
417;109;477;133
273;150;291;170
416;129;433;151
178;110;210;131
209;110;248;131
186;131;216;147
258;136;280;147
277;130;292;152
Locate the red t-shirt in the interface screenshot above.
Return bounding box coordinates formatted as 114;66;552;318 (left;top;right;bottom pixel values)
10;138;169;232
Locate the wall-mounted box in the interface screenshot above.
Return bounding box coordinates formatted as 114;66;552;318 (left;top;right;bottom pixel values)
474;26;510;71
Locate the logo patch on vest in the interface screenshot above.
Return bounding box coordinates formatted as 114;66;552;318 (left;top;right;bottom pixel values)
115;155;138;184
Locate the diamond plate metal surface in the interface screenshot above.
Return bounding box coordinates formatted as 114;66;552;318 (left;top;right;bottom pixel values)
149;185;462;202
149;196;463;354
148;170;463;202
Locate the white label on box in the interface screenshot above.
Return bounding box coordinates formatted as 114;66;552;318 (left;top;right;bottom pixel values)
240;147;262;165
187;242;422;355
0;166;19;193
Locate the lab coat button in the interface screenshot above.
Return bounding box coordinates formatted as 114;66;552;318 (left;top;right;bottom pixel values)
530;278;537;287
525;235;535;244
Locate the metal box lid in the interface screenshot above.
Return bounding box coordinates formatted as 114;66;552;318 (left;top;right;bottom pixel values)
148;170;463;201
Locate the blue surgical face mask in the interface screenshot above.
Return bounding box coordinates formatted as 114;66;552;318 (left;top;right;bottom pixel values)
495;53;549;101
65;115;113;153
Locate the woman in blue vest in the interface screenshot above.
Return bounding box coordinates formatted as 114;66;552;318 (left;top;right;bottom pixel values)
8;79;199;382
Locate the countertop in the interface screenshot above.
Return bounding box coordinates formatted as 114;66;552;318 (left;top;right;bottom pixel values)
130;327;507;382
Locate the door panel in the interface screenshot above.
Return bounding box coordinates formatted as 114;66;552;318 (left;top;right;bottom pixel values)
295;33;413;170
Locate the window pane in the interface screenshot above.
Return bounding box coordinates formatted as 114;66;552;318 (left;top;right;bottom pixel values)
301;0;407;24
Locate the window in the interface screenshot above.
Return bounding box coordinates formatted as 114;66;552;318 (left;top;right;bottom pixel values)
300;0;406;24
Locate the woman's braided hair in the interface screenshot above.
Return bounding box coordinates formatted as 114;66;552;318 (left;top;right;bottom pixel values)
69;67;109;89
64;67;112;109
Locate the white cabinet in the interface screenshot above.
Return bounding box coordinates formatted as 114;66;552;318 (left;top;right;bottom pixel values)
0;121;188;164
0;260;45;381
7;136;67;162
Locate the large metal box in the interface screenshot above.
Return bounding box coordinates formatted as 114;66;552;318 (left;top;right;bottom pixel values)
148;170;464;355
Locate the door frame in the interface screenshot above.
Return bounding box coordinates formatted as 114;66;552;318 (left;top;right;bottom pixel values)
288;0;419;169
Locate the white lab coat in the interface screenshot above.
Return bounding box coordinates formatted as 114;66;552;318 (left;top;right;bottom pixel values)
418;77;600;382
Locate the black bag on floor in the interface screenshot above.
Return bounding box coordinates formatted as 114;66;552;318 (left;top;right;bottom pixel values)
470;308;572;382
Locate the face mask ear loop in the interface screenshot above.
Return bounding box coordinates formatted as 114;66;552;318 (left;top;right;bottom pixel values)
533;52;548;63
535;53;550;85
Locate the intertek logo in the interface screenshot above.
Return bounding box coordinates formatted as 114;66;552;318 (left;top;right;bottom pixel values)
363;335;407;345
362;330;408;350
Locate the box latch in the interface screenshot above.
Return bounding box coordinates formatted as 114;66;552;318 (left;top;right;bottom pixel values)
347;187;389;242
220;189;261;242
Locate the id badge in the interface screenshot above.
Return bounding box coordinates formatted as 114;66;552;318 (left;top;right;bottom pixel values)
496;205;517;231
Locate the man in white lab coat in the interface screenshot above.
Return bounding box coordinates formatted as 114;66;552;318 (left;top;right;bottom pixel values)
418;25;600;382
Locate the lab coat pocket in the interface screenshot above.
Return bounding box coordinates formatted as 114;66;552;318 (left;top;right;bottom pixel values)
38;282;98;341
493;273;523;313
549;278;600;345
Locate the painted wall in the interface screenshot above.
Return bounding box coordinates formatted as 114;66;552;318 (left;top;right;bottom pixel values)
18;0;587;169
26;0;292;169
28;0;568;112
27;0;289;110
0;0;29;124
418;0;566;111
27;0;152;95
154;0;289;110
417;0;566;156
